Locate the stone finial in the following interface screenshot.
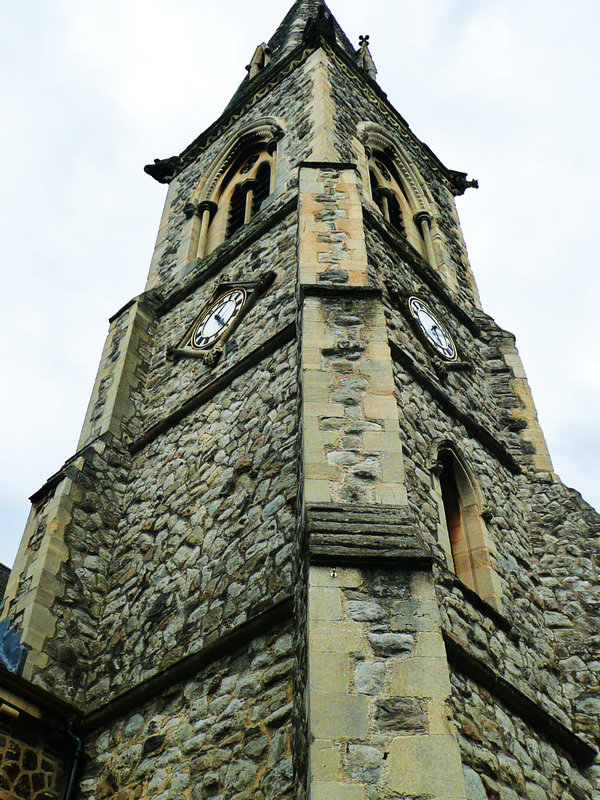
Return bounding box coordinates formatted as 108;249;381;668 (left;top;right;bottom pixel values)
246;43;272;80
357;34;377;81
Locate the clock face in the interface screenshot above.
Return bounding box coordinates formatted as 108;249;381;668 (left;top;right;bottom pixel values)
408;297;457;361
190;288;246;350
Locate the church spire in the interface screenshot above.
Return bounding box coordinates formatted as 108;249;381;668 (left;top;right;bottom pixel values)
266;0;356;67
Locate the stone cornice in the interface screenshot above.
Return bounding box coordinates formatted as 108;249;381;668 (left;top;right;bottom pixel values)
364;207;481;338
301;284;382;300
145;45;316;183
305;502;432;567
316;38;473;194
145;33;471;194
156;195;297;316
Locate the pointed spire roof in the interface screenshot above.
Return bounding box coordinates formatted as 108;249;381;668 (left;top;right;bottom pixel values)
266;0;356;65
219;0;359;116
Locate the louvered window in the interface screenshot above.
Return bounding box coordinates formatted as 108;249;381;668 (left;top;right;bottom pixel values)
252;163;271;215
226;184;246;239
388;193;404;236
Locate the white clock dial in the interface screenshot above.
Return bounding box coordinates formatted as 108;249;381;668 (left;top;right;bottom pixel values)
191;288;246;350
408;297;457;361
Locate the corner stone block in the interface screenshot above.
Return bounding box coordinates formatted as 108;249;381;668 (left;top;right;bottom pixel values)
309;585;344;621
386;734;467;799
309;622;364;657
414;631;447;660
305;479;333;503
309;650;351;694
310;693;370;739
376;484;408;505
364;394;399;421
310;740;343;781
389;656;452;699
310;567;363;589
311;781;365;800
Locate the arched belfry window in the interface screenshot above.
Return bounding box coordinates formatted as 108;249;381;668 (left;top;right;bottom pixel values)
252;162;271;215
219;148;273;242
185;135;279;262
368;152;426;260
433;447;503;611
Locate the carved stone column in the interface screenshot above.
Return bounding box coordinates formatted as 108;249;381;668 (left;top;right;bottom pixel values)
196;200;217;259
414;210;437;269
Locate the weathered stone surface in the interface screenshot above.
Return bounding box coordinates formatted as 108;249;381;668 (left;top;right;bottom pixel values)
367;632;413;656
374;696;427;732
3;4;599;800
79;624;294;800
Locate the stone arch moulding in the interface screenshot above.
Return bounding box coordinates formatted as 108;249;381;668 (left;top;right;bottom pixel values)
182;117;286;263
358;121;434;213
429;438;503;612
194;117;286;204
357;121;455;288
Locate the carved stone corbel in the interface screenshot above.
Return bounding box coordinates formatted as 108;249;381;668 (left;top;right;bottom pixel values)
144;155;183;184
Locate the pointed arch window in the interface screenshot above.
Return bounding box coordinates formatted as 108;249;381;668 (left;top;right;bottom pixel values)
368;153;427;259
187;143;277;261
183;119;284;263
221;150;273;242
434;448;503;611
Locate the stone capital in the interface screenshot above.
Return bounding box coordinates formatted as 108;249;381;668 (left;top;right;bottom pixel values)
413;210;432;227
198;200;218;218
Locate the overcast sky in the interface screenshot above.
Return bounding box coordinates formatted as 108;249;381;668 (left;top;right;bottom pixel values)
1;0;598;566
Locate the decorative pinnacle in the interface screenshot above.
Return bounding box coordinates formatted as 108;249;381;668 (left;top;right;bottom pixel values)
357;34;377;81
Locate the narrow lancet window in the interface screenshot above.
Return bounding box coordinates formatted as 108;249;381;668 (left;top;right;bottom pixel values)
435;448;503;611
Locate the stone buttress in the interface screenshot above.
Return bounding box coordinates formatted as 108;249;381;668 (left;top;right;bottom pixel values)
1;2;599;800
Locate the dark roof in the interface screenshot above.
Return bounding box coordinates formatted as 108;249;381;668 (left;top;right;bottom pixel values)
267;0;356;63
0;562;10;604
223;0;358;114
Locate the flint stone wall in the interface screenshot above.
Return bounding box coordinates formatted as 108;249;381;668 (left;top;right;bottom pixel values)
143;217;297;430
451;670;599;799
84;340;298;704
80;623;294;800
530;479;600;754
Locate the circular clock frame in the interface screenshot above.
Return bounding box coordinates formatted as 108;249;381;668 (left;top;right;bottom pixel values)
407;296;457;361
190;288;247;350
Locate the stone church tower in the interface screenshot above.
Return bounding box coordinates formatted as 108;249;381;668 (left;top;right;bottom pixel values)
1;1;599;798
